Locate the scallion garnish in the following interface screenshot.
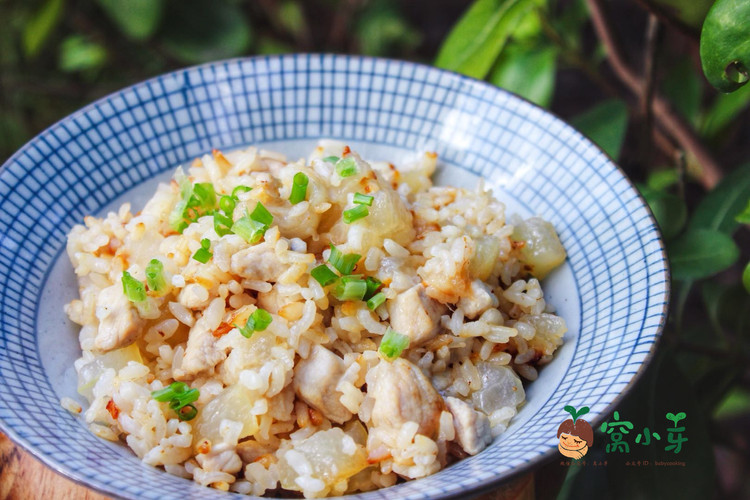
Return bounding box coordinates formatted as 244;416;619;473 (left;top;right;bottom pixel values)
213;212;233;237
190;183;216;213
322;156;339;163
379;327;410;361
250;202;274;226
145;259;167;294
289;172;309;205
311;264;338;286
168;170;220;232
219;194;236;216
236;308;273;338
364;276;382;300
366;292;387;310
353;192;374;206
151;381;190;402
192;238;212;263
335;157;358;177
168;170;194;232
232;215;267;244
231;185;252;198
328;244;360;275
333;276;368;301
168;388;200;410
122;271;147;302
343;205;369;224
177;404;198;421
152;382;200;421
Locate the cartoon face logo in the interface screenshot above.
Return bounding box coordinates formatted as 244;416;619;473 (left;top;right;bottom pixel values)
557;405;594;459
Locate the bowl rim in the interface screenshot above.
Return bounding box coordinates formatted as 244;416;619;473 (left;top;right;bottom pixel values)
0;52;670;499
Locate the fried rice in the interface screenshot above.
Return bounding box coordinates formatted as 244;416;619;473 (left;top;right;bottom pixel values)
64;140;567;497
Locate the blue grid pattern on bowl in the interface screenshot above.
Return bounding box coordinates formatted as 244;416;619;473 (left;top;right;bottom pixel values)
0;54;668;499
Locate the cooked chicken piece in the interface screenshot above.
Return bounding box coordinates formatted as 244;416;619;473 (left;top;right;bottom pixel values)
387;284;445;345
175;298;226;380
445;397;493;455
236;439;275;463
230;243;286;282
418;236;474;304
457;280;499;319
94;282;145;352
366;358;444;438
293;345;353;424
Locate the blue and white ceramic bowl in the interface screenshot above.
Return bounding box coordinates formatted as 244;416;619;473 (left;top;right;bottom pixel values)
0;54;668;499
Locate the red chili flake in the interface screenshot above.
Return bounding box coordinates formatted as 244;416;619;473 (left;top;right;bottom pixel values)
212;322;233;338
106;399;120;419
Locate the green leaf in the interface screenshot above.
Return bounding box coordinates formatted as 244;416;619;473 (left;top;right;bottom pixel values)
668;228;739;280
713;387;750;419
356;0;420;57
489;44;556;107
743;261;750;294
22;0;64;58
647;169;680;191
59;36;107;73
736;199;750;224
510;8;543;42
256;36;293;55
278;0;306;38
642;0;713;30
570;99;628;160
690;163;750;235
96;0;165;40
662;58;701;127
637;185;687;241
700;83;750;139
161;0;252;63
434;0;539;79
700;0;750;92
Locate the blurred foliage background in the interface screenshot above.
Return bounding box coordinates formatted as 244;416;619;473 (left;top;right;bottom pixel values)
2;0;750;498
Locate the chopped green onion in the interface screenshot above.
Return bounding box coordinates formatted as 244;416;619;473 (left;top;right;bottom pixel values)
152;382;200;421
379;327;410;361
190;183;216;212
343;205;369;224
249;308;272;331
364;276;382;300
145;259;167;294
192;238;212;263
177;404;198;421
122;271;147;302
289;172;309;204
168;170;193;232
250;202;274;226
333;276;368;301
322;156;340;163
168;388;200;410
213;212;233;237
367;292;387;310
219;194;236;215
311;264;338;286
328;244;360;275
353;193;374;206
232;215;267;244
236;308;273;338
231;185;252;198
335;157;358;177
151;381;189;402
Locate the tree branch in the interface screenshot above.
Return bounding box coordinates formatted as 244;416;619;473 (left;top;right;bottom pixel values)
585;0;723;189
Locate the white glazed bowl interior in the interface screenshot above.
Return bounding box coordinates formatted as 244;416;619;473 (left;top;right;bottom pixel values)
0;54;668;499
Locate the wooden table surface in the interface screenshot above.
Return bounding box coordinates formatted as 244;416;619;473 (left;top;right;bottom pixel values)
0;432;533;500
